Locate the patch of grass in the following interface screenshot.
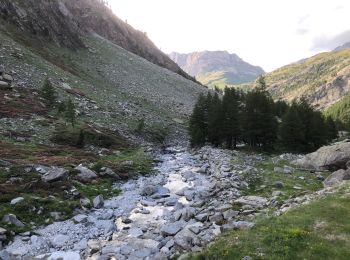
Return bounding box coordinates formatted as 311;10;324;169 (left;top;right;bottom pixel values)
191;183;350;260
75;178;120;201
242;158;329;203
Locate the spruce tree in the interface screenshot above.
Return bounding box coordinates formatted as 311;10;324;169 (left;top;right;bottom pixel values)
40;77;56;107
241;77;277;149
65;98;76;127
222;87;241;148
278;103;305;152
189;94;208;147
207;92;223;146
325;116;338;141
308;112;328;150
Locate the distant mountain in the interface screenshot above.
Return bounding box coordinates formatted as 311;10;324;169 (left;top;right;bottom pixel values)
333;42;350;51
239;48;350;114
169;51;264;87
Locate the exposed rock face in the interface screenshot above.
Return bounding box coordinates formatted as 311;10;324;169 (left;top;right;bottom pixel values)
0;0;195;82
323;169;350;187
292;140;350;171
169;51;264;85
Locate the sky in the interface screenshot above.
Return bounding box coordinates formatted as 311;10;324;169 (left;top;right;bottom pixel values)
107;0;350;71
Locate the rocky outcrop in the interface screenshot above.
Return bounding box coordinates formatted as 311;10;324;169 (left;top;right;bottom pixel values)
292;140;350;171
323;169;350;187
0;0;196;82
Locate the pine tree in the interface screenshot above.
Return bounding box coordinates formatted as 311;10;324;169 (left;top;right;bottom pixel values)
40;77;56;107
325;116;338;141
278;103;305;152
222;87;241;148
65;98;76;127
207;92;224;146
189;94;208;147
308;112;328;150
241;77;277;149
274;99;289;118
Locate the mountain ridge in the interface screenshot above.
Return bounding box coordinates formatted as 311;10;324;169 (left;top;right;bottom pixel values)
169;50;264;87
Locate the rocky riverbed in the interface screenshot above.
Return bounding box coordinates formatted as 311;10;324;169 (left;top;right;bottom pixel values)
1;146;333;260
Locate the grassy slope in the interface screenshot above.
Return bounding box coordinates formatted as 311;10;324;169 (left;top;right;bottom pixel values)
198;71;259;89
191;183;350;260
325;92;350;127
237;49;350;108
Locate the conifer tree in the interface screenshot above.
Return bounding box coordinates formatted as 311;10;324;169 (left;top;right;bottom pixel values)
40;77;56;107
325;116;338;141
241;77;277;149
207;92;223;146
222;87;241;148
65;98;76;127
189;94;208;147
308;111;328;150
278;103;305;152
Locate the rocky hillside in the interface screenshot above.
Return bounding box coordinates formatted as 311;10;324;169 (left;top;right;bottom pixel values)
334;41;350;51
169;51;264;87
0;0;195;82
0;0;207;144
240;48;350;111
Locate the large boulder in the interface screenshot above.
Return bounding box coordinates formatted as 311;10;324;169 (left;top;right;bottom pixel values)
42;167;68;183
292;140;350;171
323;169;350;187
75;165;98;183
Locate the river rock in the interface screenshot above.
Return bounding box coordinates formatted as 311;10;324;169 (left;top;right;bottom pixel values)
2;214;24;227
50;234;69;248
73;214;88;223
160;222;183;236
93;195;104;208
47;251;80;260
42;167;67;183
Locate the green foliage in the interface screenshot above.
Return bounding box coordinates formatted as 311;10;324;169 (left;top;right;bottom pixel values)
39;77;57;107
189;77;332;152
241;77;278;149
278;99;332;152
325;92;350;130
64;98;76;127
51;124;129;149
189;93;209;147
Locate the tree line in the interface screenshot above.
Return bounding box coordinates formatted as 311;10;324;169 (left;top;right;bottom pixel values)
189;76;337;153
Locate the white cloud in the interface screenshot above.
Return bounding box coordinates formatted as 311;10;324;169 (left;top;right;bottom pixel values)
108;0;350;71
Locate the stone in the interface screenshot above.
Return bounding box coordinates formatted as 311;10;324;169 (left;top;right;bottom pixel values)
2;214;24;227
174;230;193;250
80;197;91;207
122;217;132;224
73;214;88;223
182;207;196;221
73;239;87;251
95;220;116;234
323;169;350;187
75;165;98;183
195;213;208;222
273;181;284;188
47;251;80;260
0;81;9;88
160;222;183;236
292;141;350;170
42;167;68;183
93;195;104;208
165;198;178;206
197;164;209;174
234;196;268;208
2;74;13;82
129;228;144;238
50;234;70;248
209;212;224;224
223;209;239;220
10;197;24;205
140;200;156;207
140;185;157;196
